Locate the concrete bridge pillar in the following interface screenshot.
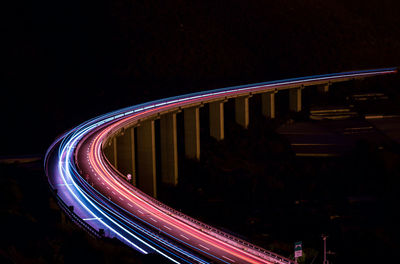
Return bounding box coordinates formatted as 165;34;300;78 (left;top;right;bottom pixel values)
289;87;303;112
116;127;136;186
104;137;118;168
184;107;201;160
262;91;276;119
318;83;330;93
235;96;251;129
160;112;178;186
209;101;225;141
137;120;157;198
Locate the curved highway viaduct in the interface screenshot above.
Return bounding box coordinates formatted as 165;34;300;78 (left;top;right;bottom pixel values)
45;68;397;264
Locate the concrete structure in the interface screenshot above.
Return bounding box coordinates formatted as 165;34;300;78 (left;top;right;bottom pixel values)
116;127;136;185
104;137;117;168
235;96;251;128
289;87;303;112
209;101;225;141
136;120;157;198
184;107;201;160
318;83;330;93
160;112;179;186
101;68;397;199
262;91;276;119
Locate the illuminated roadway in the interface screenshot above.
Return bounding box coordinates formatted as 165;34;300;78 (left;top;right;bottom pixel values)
45;68;397;263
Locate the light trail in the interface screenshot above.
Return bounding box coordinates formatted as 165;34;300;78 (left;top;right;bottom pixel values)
87;104;278;263
49;118;204;263
45;68;397;263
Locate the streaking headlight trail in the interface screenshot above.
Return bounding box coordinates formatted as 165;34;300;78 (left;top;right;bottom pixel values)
45;67;397;263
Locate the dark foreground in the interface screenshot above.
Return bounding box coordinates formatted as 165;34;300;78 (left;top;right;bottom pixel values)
0;161;167;264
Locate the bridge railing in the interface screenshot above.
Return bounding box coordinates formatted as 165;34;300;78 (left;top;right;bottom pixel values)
48;186;102;238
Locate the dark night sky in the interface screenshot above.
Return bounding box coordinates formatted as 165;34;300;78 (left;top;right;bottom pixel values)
2;0;400;156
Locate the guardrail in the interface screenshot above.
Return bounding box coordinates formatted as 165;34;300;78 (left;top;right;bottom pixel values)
49;187;102;238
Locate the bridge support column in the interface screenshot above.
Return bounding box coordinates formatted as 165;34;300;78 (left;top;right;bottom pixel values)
104;137;118;168
262;91;276;119
235;96;251;129
137;120;157;198
184;107;201;160
209;101;225;141
318;83;330;93
116;127;136;186
289;87;302;112
160;113;178;186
